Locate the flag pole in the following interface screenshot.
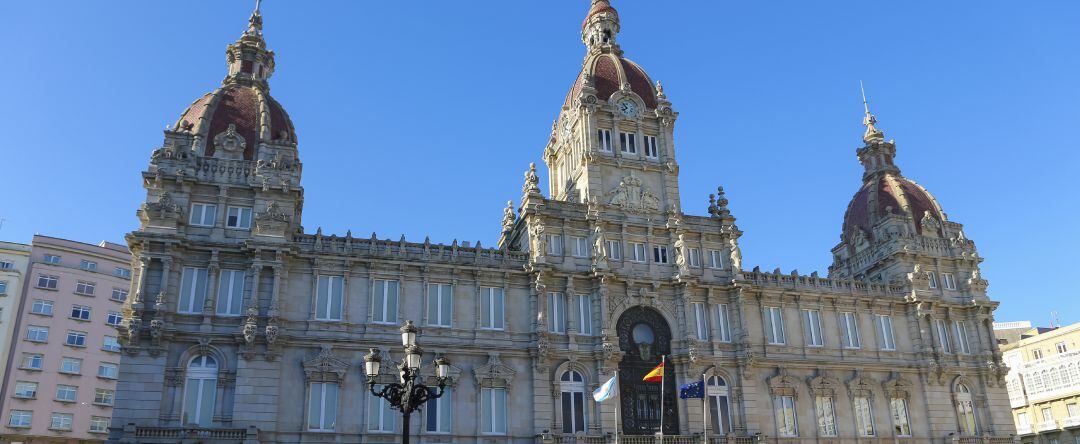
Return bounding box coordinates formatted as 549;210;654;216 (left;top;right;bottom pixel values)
614;370;620;444
659;355;666;439
702;372;710;442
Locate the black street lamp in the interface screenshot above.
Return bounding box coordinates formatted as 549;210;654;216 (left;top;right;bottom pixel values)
363;320;451;444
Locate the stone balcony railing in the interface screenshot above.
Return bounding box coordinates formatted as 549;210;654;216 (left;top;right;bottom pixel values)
1061;416;1080;429
117;424;258;444
1035;420;1058;432
1015;424;1034;435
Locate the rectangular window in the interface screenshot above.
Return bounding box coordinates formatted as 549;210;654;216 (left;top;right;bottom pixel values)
630;242;647;262
1033;349;1043;360
854;396;876;436
94;388;115;406
37;274;58;289
1017;412;1029;427
61;357;83;374
764;306;785;345
372;279;399;324
578;294;593;335
26;326;48;342
890;398;911;436
0;261;11;270
14;382;38;399
31;299;54;316
1042;407;1054;422
619;132;637;154
55;385;78;402
481;387;508;434
607;240;622;260
98;362;118;379
803;309;823;347
652;245;669;264
103;336;121;352
774;395;798;437
70;305;91;321
426;388;452;433
954;321;971;354
90;416;110;433
0;281;6;294
942;273;957;290
644;135;659;158
597;129;612;152
687;247;701;267
111;288;128;302
841;312;861;349
75;281;96;296
571;237;588;258
549;292;566;334
480;287;505;330
876;314;896;350
178;267;209;314
80;260;97;271
66;330;87;347
545;234;563;255
716;304;731;342
114;267;132;279
21;353;43;370
316;275;345;321
50;412;73;431
367;393;395;432
1058;342;1069;354
815;396;837;436
216;269;246;316
307;382;339;431
43;254;61;264
106;311;123;326
226;206;253;229
927;271;938;289
693;302;709;341
189;203;217;227
936;319;952;353
8;410;31;428
1067;403;1079;418
427;283;453;327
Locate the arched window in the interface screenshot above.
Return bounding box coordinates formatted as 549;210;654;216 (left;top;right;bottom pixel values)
955;383;978;435
560;370;586;433
182;355;218;427
706;375;733;435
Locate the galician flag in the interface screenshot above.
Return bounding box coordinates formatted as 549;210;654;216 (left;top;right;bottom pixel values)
593;374;618;402
642;360;665;382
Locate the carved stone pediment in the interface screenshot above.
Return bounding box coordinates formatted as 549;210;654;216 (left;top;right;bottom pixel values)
303;345;350;383
474;353;516;389
847;371;877;398
607;175;660;213
139;191;183;226
921;211;942;237
253;202;291;236
767;368;799;398
882;372;913;399
213;123;247;157
807;372;840;397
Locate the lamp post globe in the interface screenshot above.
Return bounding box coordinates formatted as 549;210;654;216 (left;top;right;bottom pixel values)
367;320;447;444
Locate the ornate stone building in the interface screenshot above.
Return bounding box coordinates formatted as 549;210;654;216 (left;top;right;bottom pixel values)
110;2;1016;443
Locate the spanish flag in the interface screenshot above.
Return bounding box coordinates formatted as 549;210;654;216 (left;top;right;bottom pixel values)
642;358;665;382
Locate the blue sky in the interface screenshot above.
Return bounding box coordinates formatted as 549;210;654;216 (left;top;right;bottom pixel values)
0;1;1077;325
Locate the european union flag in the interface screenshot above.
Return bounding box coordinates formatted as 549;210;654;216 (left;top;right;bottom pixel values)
679;380;704;399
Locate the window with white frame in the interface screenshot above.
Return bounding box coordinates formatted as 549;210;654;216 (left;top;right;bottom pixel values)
548;292;566;333
480;287;504;330
841;312;861;349
75;281;95;296
653;245;669;264
942;273;957;290
427;283;453;327
21;353;43;370
43;254;61;264
70;305;91;321
31;299;54;316
644;135;659;158
607;240;622;260
890;397;911;436
94;388;115;406
804;309;823;347
693;302;709;341
815;396;837;436
226;206;253;229
182;355;218;427
216;269;245;316
50;412;73;430
1033;349;1043;360
545;234;563;256
578;294;593;335
597;129;612;152
707;376;733;434
26;326;48;342
367;394;395;432
572;236;588;257
954;321;971;354
307;382;339;431
66;330;87;347
716;304;731;342
372;279;398;324
114;267;132;279
853;396;876;436
178;267;209;314
315;275;344;321
876;314;896;350
103;336;121;352
60;357;82;374
55;384;78;402
98;362;118;379
80;260;97;271
1017;412;1029;428
629;242;646;262
936;319;952;353
426;388;452;433
688;247;701;267
189;203;217;227
106;311;122;327
37;274;58;289
0;281;6;294
619;132;637;154
111;288;128;302
1067;403;1079;418
14;382;38;399
774;395;798;436
90;416;110;433
955;383;978;435
764;306;785;345
560;371;587;433
1042;407;1054;422
1058;342;1069;354
927;271;938;289
8;410;31;428
481;387;508;434
0;261;11;270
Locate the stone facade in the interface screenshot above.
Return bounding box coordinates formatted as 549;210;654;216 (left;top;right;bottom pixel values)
1001;322;1080;443
109;2;1016;443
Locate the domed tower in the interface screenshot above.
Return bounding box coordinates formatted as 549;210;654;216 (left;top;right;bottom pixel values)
829;94;987;299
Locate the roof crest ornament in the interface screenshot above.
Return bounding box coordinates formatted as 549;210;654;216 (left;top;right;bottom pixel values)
860;81;884;143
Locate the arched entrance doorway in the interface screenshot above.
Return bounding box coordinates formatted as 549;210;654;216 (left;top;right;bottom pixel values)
616;306;679;435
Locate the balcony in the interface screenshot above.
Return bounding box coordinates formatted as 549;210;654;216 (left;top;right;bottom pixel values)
1061;416;1080;429
118;424;258;443
1016;424;1034;435
1035;420;1058;433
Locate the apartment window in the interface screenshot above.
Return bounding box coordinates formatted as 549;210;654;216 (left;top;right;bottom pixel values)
55;385;78;402
37;274;58;289
189;203;217;227
687;247;701;267
1058;342;1069;354
1033;349;1043;360
545;234;563;256
106;311;123;327
764;306;785;345
578;294;593;335
98;362;118;379
652;245;669;264
182;356;218;427
643;135;659;158
90;416;110;434
774;395;798;437
607;240;623;260
548;292;566;333
26;326;49;342
113;267;132;279
1017;412;1029;428
43;254;61;264
80;260;97;271
372;279;399;324
70;305;91;321
65;330;87;347
803;309;823;347
21;353;43;370
31;299;54;316
876;314;896;350
571;236;588;258
1042;407;1053;422
426;388;452;433
854;396;876;436
891;398;912;436
841;312;861;349
954;321;971;354
0;261;12;270
427;283;453;327
13;382;38;399
307;382;339;431
480;287;505;330
8;410;31;428
942;273;957;290
481;387;508;434
61;357;83;374
178;267;209;314
815;396;837;437
103;336;121;352
693;302;709;341
367;394;395;432
226;206;253;229
936;319;952;354
1067;403;1079;418
716;304;732;342
560;371;586;433
927;271;938;289
597;129;612;152
50;413;73;431
75;281;96;296
213;269;245;316
619;132;637;154
0;281;6;294
111;288;128;302
94;388;115;406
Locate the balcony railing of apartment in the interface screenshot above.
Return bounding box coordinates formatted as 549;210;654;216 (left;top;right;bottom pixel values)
1015;424;1034;435
1035;420;1059;433
1061;416;1080;428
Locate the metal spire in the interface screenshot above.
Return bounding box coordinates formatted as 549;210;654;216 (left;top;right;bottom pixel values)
860;81;883;142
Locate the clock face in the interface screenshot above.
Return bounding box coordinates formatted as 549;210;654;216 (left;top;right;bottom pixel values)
617;99;637;117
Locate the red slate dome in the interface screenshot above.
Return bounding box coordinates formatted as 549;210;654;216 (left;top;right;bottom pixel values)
563;54;658;110
173;85;296;161
841;173;947;242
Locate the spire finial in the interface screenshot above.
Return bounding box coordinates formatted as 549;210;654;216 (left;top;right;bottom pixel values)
244;0;264;38
860;81;883;142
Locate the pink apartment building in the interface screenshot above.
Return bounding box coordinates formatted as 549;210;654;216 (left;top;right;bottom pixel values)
1;236;131;443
